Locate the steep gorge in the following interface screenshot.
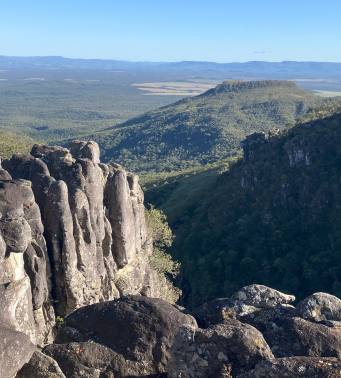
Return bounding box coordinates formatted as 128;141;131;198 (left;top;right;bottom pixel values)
164;99;341;309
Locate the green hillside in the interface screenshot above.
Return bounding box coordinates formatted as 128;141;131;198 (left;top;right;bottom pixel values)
0;131;37;160
148;99;341;309
88;80;326;173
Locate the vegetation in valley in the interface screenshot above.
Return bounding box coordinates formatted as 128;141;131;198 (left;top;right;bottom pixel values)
145;205;182;303
0;130;37;160
0;81;185;144
147;99;341;309
87;80;327;173
141;157;239;223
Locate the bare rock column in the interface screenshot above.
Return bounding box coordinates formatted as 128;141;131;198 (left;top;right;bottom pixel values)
0;179;54;345
2;140;159;329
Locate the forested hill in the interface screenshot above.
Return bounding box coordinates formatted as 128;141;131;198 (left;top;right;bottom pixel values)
164;99;341;310
88;80;326;173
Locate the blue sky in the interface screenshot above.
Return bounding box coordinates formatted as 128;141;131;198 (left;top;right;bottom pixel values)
1;0;340;62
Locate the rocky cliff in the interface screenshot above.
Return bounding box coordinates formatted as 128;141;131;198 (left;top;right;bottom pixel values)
0;140;159;351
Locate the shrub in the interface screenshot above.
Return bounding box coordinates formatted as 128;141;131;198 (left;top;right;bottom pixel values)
145;205;182;303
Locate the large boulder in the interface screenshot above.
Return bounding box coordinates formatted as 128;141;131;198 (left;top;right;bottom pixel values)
16;350;66;378
54;296;197;376
264;317;341;358
294;292;341;323
0;327;35;378
245;356;341;378
168;320;274;378
192;284;295;328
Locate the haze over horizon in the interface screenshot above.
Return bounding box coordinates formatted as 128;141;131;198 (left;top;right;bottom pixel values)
1;0;340;63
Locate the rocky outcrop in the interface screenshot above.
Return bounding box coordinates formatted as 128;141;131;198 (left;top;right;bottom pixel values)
48;296;197;377
168;321;273;378
240;132;266;161
294;292;341;322
170;285;341;377
191;284;295;328
0;140;159;365
285;137;316;167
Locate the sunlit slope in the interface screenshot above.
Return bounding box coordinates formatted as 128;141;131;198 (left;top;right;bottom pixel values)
88;80;326;173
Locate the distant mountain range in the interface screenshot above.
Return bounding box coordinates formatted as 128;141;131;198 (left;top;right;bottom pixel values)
1;56;341;76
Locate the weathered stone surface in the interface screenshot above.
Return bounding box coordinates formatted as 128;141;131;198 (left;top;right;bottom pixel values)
105;167;137;268
43;341;166;378
30;174;55;217
3;153;50;181
0;180;33;254
238;304;295;333
69;140;100;164
192;284;295;328
30;144;60;159
16;350;66;378
295;292;341;323
230;285;295;308
37;141;157;315
43;180;79;316
168;321;273;378
245;356;341;378
55;296;197;376
264;317;341;358
0;327;35;378
0;179;54;345
0;277;31;328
